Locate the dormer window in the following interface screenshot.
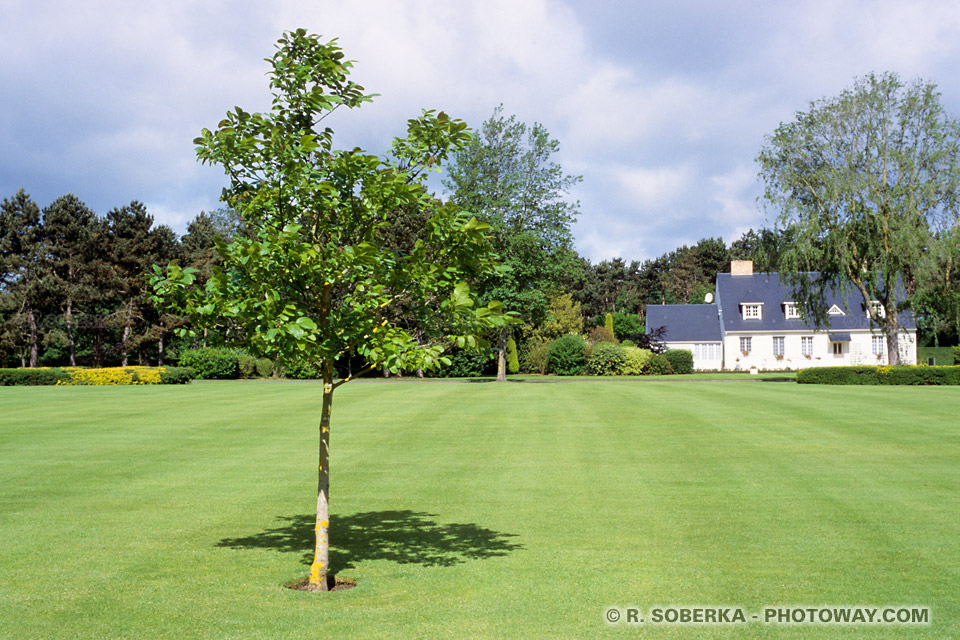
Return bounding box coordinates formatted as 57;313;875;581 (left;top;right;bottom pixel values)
828;304;845;316
742;303;762;320
783;302;800;319
871;301;886;318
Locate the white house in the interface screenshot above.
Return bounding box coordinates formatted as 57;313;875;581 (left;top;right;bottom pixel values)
646;260;917;371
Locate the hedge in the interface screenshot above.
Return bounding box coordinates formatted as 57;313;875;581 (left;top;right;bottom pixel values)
177;348;239;379
0;368;71;386
797;365;960;385
0;367;196;386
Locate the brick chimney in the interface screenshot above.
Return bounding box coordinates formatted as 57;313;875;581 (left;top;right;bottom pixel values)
731;260;753;276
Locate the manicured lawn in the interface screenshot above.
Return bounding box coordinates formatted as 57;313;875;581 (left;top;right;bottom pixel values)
1;379;957;638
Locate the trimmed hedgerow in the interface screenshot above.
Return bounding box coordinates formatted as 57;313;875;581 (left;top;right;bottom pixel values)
797;365;960;385
587;342;627;376
0;368;71;386
0;367;196;386
177;348;239;379
548;335;587;376
664;349;694;375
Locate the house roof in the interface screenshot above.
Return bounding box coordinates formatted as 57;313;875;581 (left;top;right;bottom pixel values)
645;304;721;342
715;272;917;333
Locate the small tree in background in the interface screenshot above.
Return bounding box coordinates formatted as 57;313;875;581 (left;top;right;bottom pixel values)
152;30;510;591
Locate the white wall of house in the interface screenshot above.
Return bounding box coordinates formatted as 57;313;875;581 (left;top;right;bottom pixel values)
662;341;723;371
722;331;917;370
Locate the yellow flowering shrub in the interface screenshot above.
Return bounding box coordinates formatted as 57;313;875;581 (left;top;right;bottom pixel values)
59;366;167;386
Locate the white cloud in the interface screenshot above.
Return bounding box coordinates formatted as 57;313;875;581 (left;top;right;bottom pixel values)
613;164;693;209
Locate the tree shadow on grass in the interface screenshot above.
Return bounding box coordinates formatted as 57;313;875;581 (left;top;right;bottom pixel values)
217;510;523;575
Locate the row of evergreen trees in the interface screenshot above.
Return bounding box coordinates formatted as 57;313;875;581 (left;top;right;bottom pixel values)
0;189;238;368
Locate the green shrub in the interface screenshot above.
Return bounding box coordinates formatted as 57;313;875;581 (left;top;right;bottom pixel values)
434;349;495;378
621;347;652;375
604;313;614;337
285;359;321;379
506;338;520;374
548;335;587;376
0;368;71;386
585;325;617;345
158;367;196;384
178;348;239;379
521;338;551;374
611;312;645;341
621;339;635;347
237;353;257;378
255;358;274;378
953;346;960;365
797;365;960;385
587;342;627;375
664;349;694;374
648;353;674;375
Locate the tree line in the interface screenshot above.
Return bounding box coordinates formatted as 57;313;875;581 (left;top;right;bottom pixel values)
4;76;960;371
0;192;239;368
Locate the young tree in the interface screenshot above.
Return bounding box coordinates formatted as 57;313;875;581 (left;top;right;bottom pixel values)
151;30;510;591
444;106;580;380
758;73;960;364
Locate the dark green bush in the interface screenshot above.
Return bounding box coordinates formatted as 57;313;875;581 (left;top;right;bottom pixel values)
548;335;587;376
0;368;71;385
158;367;196;384
648;353;674;375
664;349;694;374
255;358;274;378
434;349;495;378
177;348;239;379
587;342;627;375
953;346;960;365
797;365;960;385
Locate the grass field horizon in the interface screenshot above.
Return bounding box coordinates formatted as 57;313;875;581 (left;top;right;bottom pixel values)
1;379;957;638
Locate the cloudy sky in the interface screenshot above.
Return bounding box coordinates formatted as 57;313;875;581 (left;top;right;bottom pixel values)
4;0;960;262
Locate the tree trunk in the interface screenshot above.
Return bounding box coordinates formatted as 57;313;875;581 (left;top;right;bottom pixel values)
157;332;165;367
308;360;334;592
120;299;135;367
496;327;508;382
27;304;39;368
65;298;77;367
885;317;901;365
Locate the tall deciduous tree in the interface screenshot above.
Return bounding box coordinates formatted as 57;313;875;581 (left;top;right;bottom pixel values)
444;106;580;380
758;72;960;364
151;30;510;591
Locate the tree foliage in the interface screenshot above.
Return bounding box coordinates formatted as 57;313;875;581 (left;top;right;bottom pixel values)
151;30;510;591
758;72;960;364
444;105;580;379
